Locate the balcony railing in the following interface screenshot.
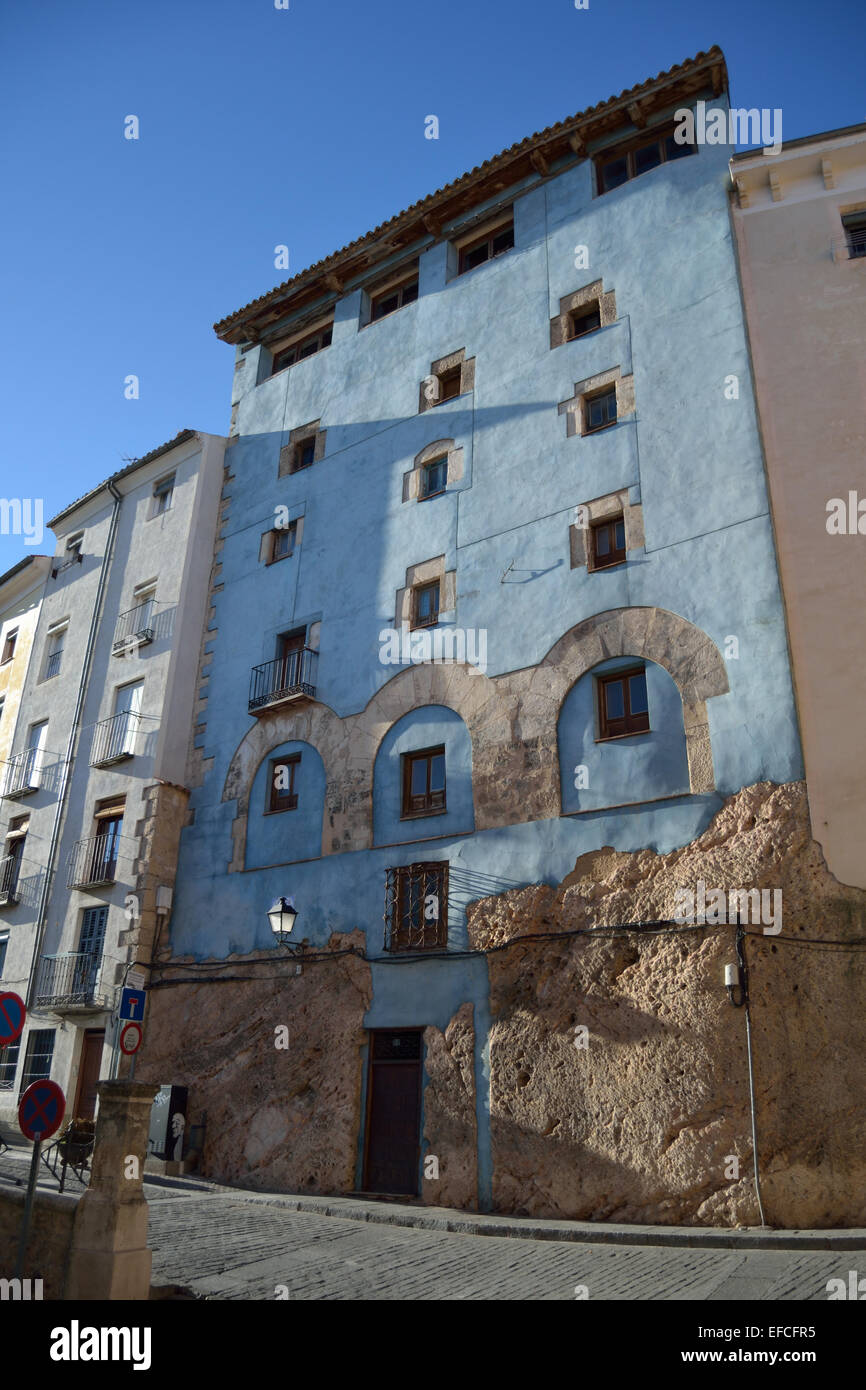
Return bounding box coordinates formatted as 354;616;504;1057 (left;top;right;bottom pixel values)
249;648;318;713
67;835;119;889
112;598;156;655
45;650;63;679
832;230;866;262
1;748;41;798
90;711;141;766
34;951;110;1011
0;854;21;906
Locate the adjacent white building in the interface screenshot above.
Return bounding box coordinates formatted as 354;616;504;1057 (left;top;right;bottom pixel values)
0;430;225;1124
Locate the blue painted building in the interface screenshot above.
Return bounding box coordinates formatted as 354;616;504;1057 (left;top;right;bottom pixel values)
150;48;804;1208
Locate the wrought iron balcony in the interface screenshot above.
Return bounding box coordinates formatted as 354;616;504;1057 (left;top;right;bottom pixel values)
0;854;21;906
1;748;41;799
249;648;318;714
90;710;141;766
67;835;119;889
112;598;156;655
34;951;110;1012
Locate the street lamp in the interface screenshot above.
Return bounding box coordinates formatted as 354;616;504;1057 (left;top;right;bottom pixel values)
268;896;298;940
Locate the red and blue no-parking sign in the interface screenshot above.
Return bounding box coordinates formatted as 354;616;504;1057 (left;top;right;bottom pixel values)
18;1079;65;1142
0;991;25;1048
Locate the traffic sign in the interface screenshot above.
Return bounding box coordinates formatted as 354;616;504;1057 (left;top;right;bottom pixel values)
0;991;25;1048
120;1021;143;1055
18;1079;65;1142
120;986;146;1021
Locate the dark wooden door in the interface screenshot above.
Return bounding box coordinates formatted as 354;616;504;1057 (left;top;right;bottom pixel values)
363;1030;422;1196
73;1030;104;1120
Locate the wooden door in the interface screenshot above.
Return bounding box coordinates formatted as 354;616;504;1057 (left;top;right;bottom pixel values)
73;1030;104;1120
363;1030;422;1196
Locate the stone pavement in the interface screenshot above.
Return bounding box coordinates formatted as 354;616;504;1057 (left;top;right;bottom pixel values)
142;1188;866;1301
2;1146;863;1300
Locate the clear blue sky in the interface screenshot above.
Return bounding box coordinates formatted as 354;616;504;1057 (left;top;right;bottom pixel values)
1;0;864;573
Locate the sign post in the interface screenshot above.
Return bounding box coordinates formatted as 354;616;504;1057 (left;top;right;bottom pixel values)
119;986;147;1078
14;1079;65;1278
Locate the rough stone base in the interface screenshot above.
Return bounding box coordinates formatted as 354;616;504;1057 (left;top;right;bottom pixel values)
467;781;866;1228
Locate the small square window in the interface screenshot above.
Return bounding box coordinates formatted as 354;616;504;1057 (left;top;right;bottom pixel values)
598;666;650;740
268;754;300;813
568;306;601;340
292;437;316;472
270;523;296;563
589;517;626;570
436;367;461;404
153;475;175;514
420;457;448;499
842;212;866;260
413;580;440;629
402;746;446;818
585;387;617;433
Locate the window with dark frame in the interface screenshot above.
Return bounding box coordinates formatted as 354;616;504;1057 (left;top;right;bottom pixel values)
401;746;446;818
268;753;300;813
589;516;626;570
19;1028;55;1096
412;580;440;628
434;366;462;405
271;324;333;375
1;629;17;664
568;305;602;340
291;436;317;472
458;220;514;275
269;521;297;564
419;456;448;499
153;474;175;515
585;386;617;433
596;127;695;195
370;273;419;322
0;1038;20;1090
385;862;449;952
598;666;650;740
842;212;866;260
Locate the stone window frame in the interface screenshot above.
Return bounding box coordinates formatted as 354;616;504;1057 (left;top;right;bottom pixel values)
394;555;457;631
569;488;644;570
279;420;326;478
259;514;304;565
550;280;617;349
419;349;475;414
558;366;635;439
402;439;464;503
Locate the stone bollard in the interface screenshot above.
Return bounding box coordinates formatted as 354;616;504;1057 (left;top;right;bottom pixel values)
65;1080;158;1301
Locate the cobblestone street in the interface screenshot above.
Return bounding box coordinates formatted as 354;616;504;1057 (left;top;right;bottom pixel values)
145;1190;864;1301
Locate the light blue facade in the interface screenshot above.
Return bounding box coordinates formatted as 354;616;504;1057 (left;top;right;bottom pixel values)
170;90;803;1201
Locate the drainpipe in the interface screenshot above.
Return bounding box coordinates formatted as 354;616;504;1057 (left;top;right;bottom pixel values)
25;480;123;1008
735;921;768;1228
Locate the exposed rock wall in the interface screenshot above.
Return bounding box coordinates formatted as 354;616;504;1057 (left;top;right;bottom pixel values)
422;1003;478;1209
467;781;866;1227
137;931;371;1193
